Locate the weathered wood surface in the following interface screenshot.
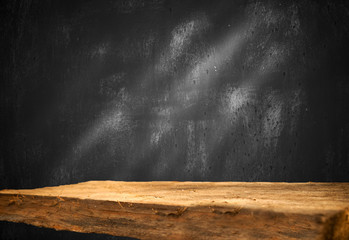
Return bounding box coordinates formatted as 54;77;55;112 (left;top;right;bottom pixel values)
0;181;349;240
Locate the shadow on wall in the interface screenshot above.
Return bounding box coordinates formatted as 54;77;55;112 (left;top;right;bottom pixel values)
1;0;349;188
53;1;306;183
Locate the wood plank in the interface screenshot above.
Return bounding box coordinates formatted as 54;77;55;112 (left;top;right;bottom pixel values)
0;181;348;239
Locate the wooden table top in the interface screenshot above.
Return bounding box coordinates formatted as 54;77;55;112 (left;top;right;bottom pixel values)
1;181;349;239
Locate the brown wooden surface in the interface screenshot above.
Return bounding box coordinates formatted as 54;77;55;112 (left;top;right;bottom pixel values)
0;181;349;239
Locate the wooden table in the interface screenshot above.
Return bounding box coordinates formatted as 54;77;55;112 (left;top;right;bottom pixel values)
1;181;349;239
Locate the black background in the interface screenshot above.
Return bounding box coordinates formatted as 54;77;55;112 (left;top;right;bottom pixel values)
1;0;349;239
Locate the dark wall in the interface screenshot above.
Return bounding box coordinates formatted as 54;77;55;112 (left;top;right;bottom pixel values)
1;0;349;238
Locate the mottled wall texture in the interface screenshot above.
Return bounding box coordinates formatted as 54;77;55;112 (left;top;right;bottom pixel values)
1;0;349;239
2;0;349;188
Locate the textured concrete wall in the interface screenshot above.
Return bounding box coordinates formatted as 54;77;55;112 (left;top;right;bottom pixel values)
1;1;349;239
1;0;349;187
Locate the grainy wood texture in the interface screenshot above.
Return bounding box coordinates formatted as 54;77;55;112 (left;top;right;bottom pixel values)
0;181;348;240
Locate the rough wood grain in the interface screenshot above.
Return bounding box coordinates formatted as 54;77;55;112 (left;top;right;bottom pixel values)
0;181;348;239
